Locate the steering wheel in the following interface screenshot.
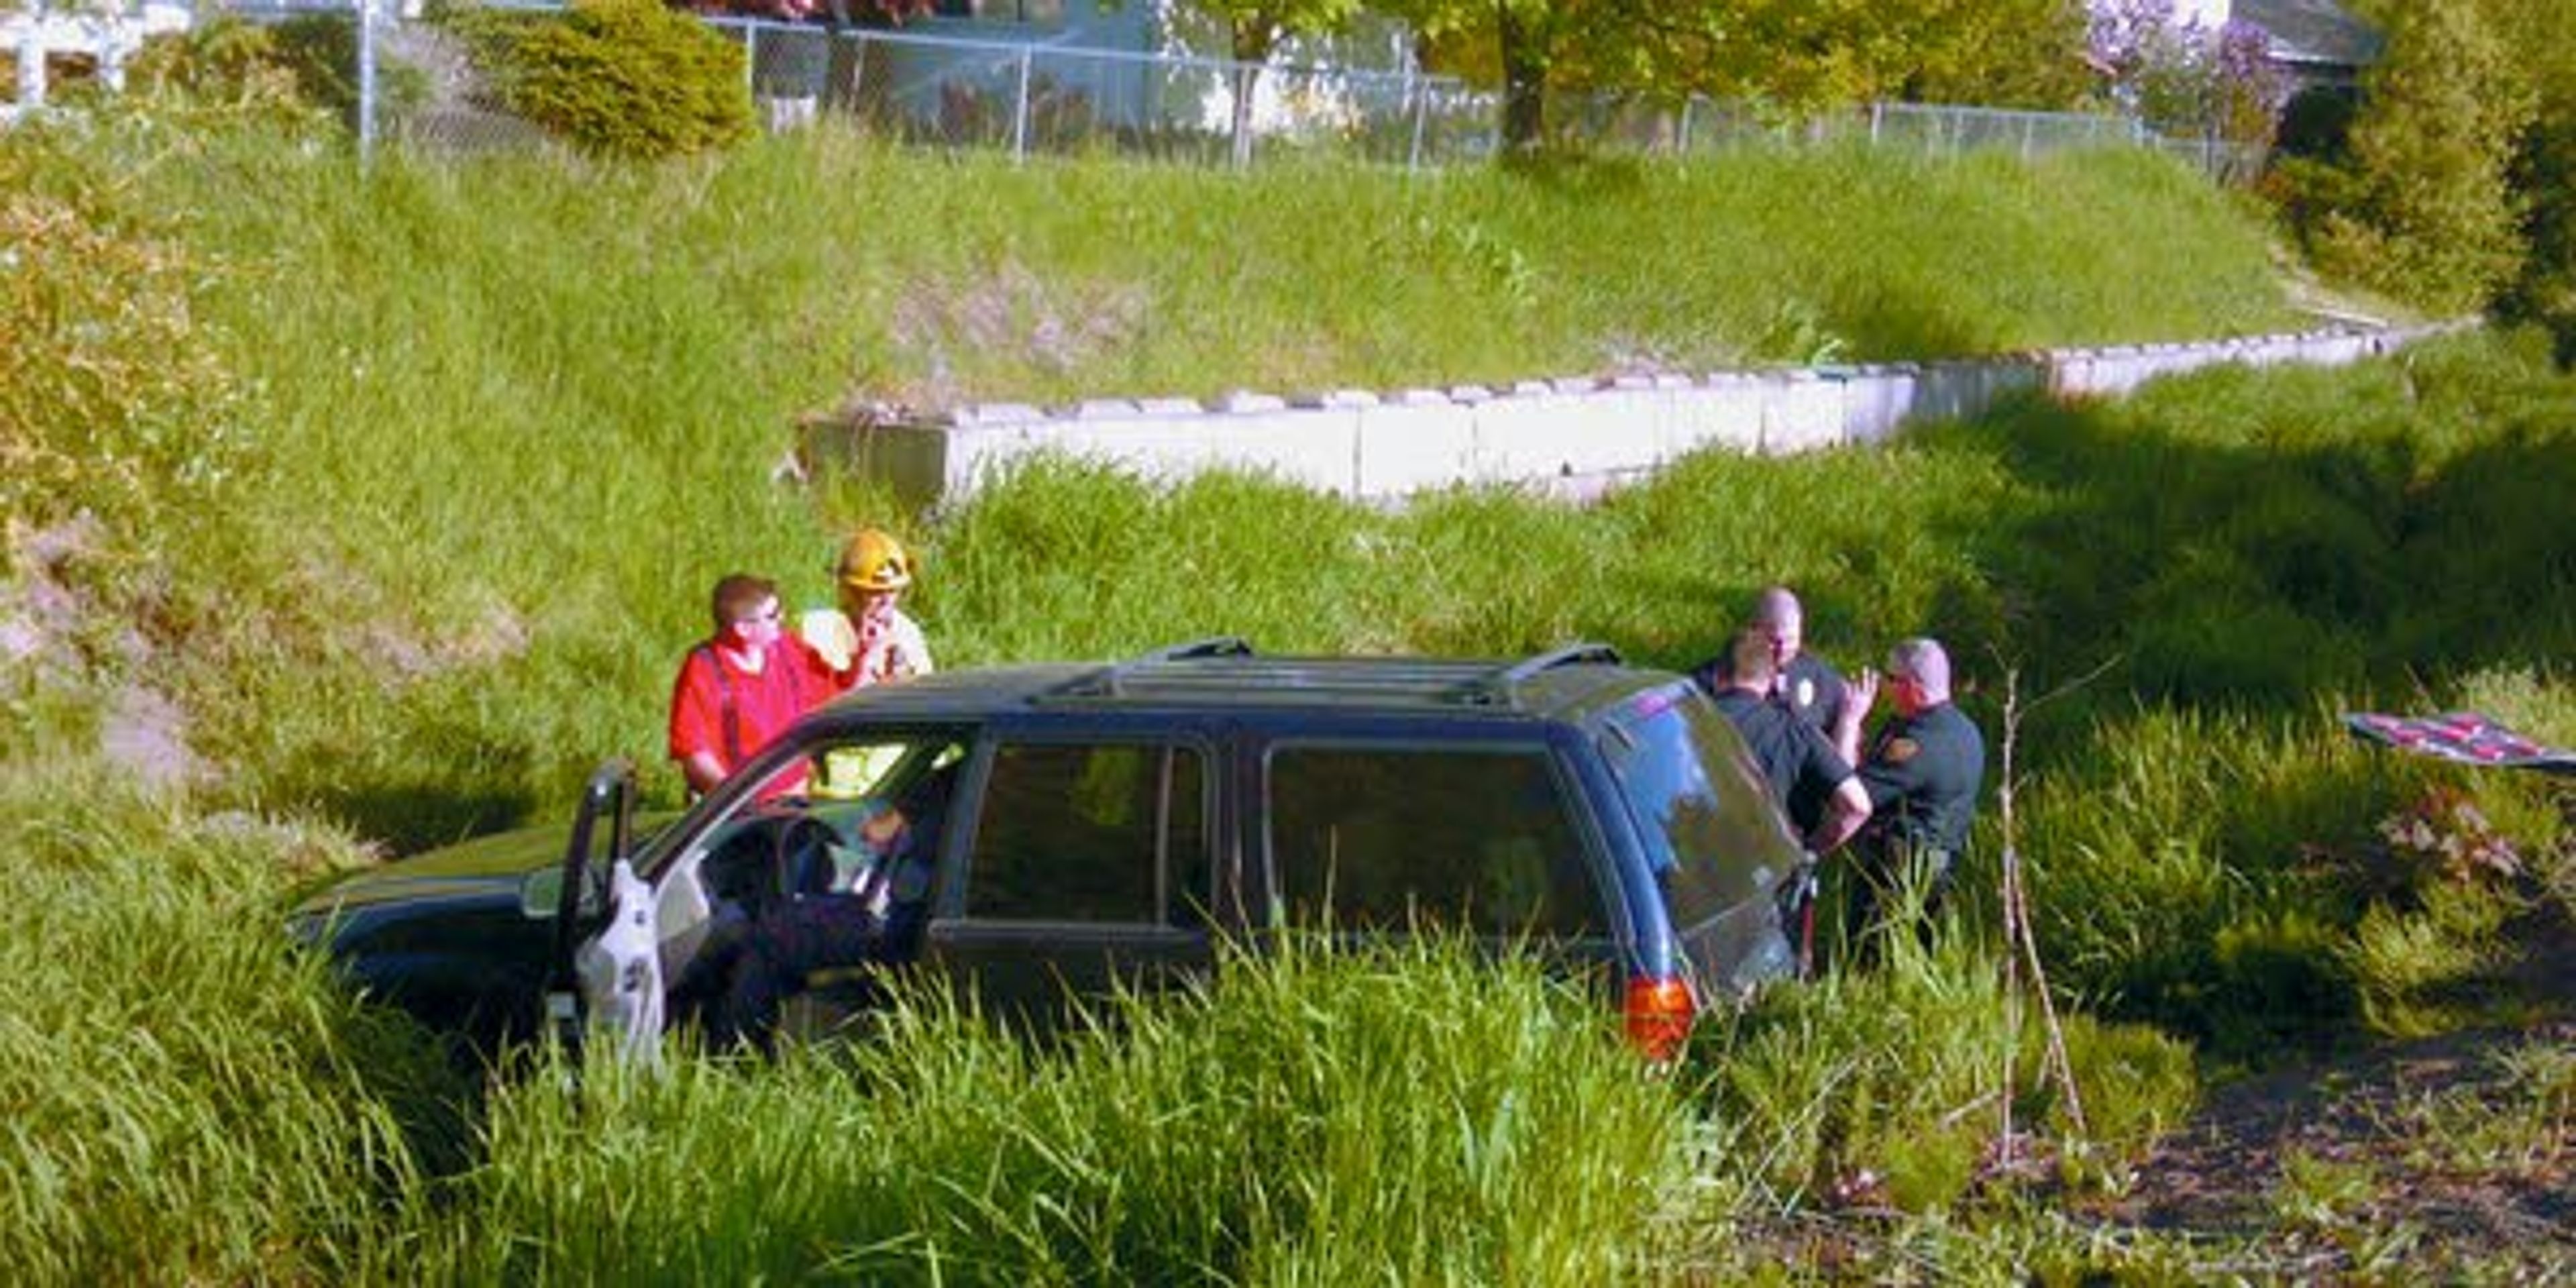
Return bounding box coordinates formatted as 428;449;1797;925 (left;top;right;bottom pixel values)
770;814;844;904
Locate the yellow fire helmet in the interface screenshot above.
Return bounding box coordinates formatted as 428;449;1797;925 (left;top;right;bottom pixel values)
835;528;915;594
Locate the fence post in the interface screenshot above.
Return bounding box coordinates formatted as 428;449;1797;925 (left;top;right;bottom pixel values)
356;0;377;168
100;10;127;93
1406;72;1429;172
1678;95;1695;155
743;22;757;99
837;30;865;123
2021;113;2034;161
1230;63;1253;170
17;0;48;110
1011;48;1031;162
1868;101;1882;146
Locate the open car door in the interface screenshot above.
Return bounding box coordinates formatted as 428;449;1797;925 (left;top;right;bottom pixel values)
549;759;661;1065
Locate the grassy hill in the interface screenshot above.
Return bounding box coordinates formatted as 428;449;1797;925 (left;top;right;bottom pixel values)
9;118;2308;840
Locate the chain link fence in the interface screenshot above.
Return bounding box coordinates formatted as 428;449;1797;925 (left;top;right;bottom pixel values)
5;1;2266;182
702;21;1478;168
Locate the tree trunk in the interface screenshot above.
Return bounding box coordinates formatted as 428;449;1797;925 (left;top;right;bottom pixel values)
1229;18;1278;168
1496;3;1546;153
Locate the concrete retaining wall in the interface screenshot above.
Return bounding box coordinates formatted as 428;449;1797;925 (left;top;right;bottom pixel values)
810;322;2463;508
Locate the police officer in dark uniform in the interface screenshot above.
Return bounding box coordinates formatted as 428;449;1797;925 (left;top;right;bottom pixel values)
1760;586;1850;739
1842;637;1984;952
1699;629;1873;975
1697;631;1871;853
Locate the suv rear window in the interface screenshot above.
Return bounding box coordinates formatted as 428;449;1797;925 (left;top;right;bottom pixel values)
1599;686;1797;928
1267;745;1602;936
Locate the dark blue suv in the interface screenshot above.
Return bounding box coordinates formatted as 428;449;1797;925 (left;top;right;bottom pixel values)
297;639;1803;1059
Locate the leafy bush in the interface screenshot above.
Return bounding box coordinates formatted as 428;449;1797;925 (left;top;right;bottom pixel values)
125;19;312;121
2501;113;2576;363
123;15;408;133
456;0;751;160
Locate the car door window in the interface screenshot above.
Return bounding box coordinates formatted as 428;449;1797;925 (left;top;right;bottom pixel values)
965;741;1211;926
1267;745;1601;937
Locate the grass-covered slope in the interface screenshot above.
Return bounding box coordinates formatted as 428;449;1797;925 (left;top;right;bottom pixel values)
5;119;2306;844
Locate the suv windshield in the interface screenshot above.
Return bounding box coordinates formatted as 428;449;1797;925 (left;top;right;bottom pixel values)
1599;685;1800;929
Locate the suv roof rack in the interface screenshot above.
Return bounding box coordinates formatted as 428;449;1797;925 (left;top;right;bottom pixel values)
1039;636;1257;702
1134;636;1256;663
1464;642;1624;705
1031;638;1627;709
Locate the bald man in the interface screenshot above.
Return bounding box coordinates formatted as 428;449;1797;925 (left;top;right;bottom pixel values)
1692;586;1851;735
1841;637;1985;939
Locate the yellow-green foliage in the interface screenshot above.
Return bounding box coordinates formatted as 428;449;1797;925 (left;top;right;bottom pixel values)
458;0;752;160
2306;0;2534;311
0;146;252;553
122;18;321;125
124;14;384;128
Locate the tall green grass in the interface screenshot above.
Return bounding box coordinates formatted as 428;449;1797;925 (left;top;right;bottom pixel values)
0;766;464;1283
427;938;1680;1284
1687;936;2197;1217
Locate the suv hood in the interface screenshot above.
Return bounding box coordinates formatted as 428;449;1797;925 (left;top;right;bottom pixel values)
297;824;568;916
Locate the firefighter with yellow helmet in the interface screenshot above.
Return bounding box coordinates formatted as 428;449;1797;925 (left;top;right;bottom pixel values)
802;527;935;691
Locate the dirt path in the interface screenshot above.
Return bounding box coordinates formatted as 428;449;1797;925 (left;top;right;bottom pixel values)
2082;905;2576;1282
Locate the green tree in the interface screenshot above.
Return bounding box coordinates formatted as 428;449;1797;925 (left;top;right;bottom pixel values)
2484;0;2576;354
1609;0;2088;119
1395;0;2090;152
1870;0;2092;109
1389;0;1599;152
2308;0;2533;313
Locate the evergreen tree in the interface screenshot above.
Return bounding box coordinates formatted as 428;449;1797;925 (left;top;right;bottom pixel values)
2312;0;2533;313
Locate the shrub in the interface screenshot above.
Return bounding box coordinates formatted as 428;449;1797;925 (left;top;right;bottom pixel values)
122;15;403;133
126;19;309;119
458;0;751;160
2501;113;2576;363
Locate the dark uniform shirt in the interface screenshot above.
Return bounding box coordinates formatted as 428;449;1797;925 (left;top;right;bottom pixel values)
1858;700;1984;855
1779;653;1847;737
1709;688;1853;835
1690;649;1849;737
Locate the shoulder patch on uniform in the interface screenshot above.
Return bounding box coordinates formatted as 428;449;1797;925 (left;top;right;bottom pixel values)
1795;678;1816;708
1882;737;1920;764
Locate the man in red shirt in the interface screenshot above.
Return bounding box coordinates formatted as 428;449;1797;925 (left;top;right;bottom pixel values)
669;574;835;797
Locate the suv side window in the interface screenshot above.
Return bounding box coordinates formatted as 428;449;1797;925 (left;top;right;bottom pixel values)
1267;745;1601;937
966;741;1212;926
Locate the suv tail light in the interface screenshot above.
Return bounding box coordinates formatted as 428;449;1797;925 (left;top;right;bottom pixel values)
1623;975;1697;1061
